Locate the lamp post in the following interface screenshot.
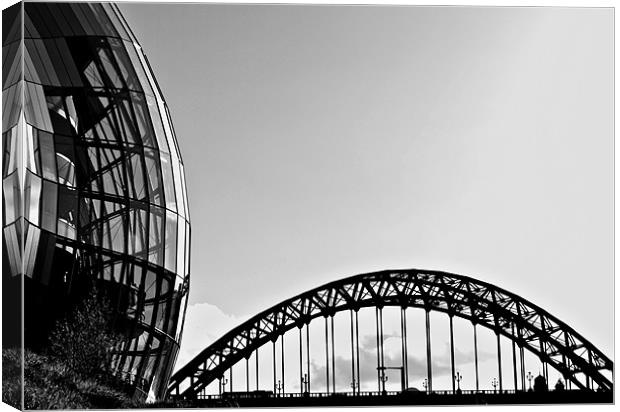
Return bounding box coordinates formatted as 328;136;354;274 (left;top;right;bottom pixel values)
492;377;498;393
350;379;359;395
527;372;534;392
455;372;462;394
220;377;229;396
380;374;388;395
302;374;309;395
276;380;283;397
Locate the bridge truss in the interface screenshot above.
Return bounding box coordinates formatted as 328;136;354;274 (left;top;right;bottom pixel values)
167;269;613;399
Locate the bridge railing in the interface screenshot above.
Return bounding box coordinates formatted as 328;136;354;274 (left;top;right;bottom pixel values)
193;389;541;400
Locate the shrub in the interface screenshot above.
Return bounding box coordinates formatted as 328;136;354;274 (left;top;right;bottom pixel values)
2;287;140;409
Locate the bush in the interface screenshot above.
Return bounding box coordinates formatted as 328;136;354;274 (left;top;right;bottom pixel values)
2;347;22;409
47;288;120;378
2;288;141;409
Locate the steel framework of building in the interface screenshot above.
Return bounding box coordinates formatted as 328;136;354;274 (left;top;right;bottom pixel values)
167;269;612;399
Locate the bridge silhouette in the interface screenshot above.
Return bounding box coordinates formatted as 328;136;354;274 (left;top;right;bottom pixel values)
166;269;613;406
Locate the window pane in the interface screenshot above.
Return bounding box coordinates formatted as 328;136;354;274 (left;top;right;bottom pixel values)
24;171;41;226
38;130;57;181
41;180;58;232
147;205;164;266
164;211;177;273
159;153;176;212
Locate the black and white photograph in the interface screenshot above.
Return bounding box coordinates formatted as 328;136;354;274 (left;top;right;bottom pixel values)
0;0;614;409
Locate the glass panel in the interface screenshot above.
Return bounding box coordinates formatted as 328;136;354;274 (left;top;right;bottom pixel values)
2;82;22;131
36;39;70;87
84;58;105;88
3;224;22;276
55;4;85;36
159;153;176;212
143;269;158;302
128;152;146;200
88;3;124;37
56;153;75;187
174;293;188;342
123;41;155;96
69;3;98;36
24;223;41;277
53;38;83;87
143;148;163;206
145;94;168;154
24;124;37;173
102;213;125;253
4;40;23;88
2;127;17;177
98;46;123;89
185;221;191;278
155;298;170;332
130;92;156;147
147;205;164;266
128;208;148;258
164;211;177;273
2;172;20;224
24;81;53;132
38;130;57;181
171;158;185;218
176;219;185;277
40;180;58;232
24;171;41;226
108;38;141;91
57;186;77;240
46;4;75;36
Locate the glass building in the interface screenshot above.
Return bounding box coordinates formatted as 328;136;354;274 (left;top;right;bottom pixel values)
2;2;190;400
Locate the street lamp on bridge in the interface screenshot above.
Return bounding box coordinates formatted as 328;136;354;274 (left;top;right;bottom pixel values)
219;377;228;396
350;379;359;395
377;365;405;392
380;374;389;395
302;374;309;395
276;380;283;397
527;372;534;392
455;372;462;394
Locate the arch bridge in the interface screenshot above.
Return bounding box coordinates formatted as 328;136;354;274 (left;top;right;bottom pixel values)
167;269;612;399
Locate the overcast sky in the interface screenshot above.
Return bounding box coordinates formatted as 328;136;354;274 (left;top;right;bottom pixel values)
119;3;613;379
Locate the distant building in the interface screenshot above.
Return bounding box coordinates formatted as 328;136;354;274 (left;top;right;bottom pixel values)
2;2;190;400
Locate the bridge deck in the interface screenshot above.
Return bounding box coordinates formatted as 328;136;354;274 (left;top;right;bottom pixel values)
164;390;612;408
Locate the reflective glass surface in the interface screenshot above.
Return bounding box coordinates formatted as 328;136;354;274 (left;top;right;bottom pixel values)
2;3;191;400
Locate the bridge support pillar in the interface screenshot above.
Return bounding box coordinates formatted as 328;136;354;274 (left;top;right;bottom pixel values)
281;335;285;394
425;309;432;392
246;357;250;392
449;315;455;393
517;326;525;391
511;323;518;391
306;323;311;393
331;315;336;393
324;316;330;394
355;310;361;391
376;307;386;392
272;340;277;394
496;331;503;391
401;307;409;389
299;326;303;394
256;348;259;391
473;323;479;391
350;309;356;394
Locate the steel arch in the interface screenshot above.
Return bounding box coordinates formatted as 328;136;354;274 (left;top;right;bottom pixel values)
167;269;613;398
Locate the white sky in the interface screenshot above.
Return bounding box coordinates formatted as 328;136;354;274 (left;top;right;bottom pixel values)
120;3;613;385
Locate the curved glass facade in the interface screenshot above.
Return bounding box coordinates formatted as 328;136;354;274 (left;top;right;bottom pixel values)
2;3;190;399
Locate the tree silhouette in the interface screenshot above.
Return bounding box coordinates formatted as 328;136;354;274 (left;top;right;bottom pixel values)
533;375;548;392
